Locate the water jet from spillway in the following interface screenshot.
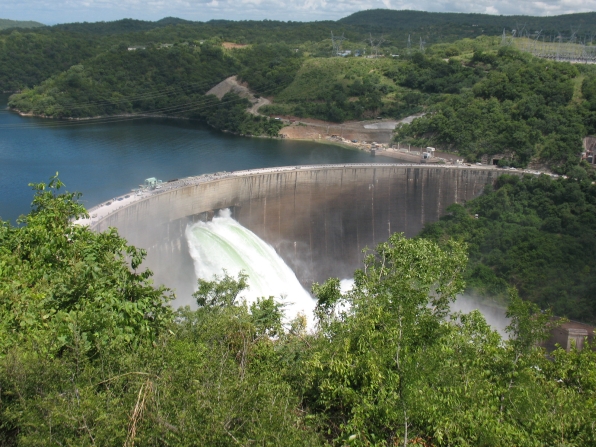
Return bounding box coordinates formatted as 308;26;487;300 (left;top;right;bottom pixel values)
185;209;316;325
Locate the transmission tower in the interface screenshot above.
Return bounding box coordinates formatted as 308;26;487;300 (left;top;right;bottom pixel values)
519;23;528;38
509;25;596;63
500;28;515;46
407;34;411;54
367;33;386;58
331;31;346;57
570;26;579;45
531;29;542;56
419;36;425;53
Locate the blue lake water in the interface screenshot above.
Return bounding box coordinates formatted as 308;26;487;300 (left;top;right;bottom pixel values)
0;95;395;223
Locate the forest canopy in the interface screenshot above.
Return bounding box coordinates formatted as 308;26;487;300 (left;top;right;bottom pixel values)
420;173;596;323
394;47;594;171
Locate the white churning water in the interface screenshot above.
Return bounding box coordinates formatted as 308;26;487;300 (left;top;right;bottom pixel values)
185;211;508;335
185;209;316;325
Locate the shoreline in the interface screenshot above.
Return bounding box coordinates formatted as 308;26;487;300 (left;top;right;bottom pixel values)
7;107;374;151
6;107;503;164
9;108;192;121
8;107;555;168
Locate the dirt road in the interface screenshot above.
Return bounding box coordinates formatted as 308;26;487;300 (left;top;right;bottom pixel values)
207;76;424;145
278;113;425;145
206;76;271;115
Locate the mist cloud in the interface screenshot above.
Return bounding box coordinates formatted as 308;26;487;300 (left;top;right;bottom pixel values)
4;0;596;25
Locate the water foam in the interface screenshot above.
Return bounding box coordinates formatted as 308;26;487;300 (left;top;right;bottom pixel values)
185;209;315;325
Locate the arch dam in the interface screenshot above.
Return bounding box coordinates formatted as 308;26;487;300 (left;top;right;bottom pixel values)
88;164;514;300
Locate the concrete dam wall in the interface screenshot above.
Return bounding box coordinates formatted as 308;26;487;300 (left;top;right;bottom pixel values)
91;164;507;298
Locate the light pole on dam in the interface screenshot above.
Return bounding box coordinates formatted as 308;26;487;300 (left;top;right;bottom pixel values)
86;164;522;299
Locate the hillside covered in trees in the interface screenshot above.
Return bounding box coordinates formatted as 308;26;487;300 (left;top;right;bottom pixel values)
1;177;596;446
1;10;595;164
394;45;596;171
7;42;286;136
420;174;596;323
340;9;596;38
3;9;596;91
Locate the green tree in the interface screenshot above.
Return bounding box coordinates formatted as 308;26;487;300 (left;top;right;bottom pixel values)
193;270;248;308
0;174;172;357
307;234;467;445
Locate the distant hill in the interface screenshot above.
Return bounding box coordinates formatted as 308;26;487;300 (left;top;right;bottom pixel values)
52;17;342;45
52;17;194;35
0;19;44;30
339;9;596;35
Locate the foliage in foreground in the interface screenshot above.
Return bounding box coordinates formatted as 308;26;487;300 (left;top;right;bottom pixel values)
1;180;596;446
0;175;173;356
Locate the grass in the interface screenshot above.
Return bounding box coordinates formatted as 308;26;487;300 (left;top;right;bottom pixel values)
426;35;501;61
572;75;585;104
275;57;396;102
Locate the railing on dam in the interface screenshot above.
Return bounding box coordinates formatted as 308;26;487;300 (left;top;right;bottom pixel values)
80;163;548;230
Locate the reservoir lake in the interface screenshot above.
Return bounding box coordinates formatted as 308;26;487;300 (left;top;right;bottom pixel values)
0;95;395;223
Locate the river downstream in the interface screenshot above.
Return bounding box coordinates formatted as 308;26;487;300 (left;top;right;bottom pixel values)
0;94;394;223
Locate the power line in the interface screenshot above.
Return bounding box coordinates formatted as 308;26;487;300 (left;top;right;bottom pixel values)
367;33;386;58
0;77;292;130
502;26;596;63
331;31;346;57
8;78;226;112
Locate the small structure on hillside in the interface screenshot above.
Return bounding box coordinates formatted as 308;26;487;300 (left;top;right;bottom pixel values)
583;136;596;164
542;320;595;352
481;153;508;166
423;147;435;159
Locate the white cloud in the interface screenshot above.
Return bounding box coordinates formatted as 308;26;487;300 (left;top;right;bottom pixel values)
2;0;595;24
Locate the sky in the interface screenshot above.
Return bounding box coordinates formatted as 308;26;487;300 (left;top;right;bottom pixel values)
1;0;595;25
